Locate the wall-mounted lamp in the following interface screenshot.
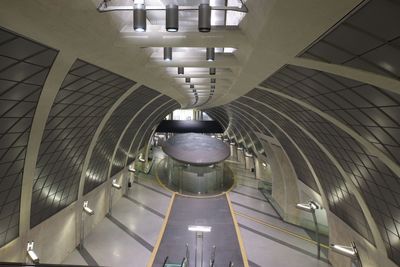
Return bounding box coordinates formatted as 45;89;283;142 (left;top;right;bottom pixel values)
178;66;184;75
112;179;122;189
262;162;267;167
164;47;172;61
27;241;39;264
296;201;320;258
128;165;136;173
133;3;146;32
166;4;179;32
83;201;94;216
330;242;362;267
198;4;211;32
206;47;215;61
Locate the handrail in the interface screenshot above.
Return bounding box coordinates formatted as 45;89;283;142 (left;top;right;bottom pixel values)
163;256;169;267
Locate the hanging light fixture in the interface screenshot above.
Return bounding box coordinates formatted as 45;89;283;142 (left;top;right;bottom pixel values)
164;47;172;61
166;4;179;32
178;67;184;75
211;78;216;84
198;3;211;32
210;67;216;75
185;77;191;83
206;47;215;61
133;3;146;32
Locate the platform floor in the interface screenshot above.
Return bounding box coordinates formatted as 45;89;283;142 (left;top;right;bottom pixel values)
63;148;331;267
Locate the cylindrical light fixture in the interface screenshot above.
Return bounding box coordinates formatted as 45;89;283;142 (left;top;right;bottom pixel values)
164;47;172;61
185;77;191;83
166;4;179;32
198;4;211;32
190;84;195;89
211;78;216;84
210;67;216;75
133;4;146;32
206;47;215;61
178;67;184;75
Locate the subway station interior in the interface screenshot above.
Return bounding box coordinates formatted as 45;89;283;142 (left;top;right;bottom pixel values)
0;0;400;266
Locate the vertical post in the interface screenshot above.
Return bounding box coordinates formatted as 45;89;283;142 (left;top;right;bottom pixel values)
79;212;85;251
108;184;113;216
311;210;320;259
186;243;190;267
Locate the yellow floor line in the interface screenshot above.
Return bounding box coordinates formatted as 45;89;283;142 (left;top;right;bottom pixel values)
226;193;250;267
147;192;176;267
234;211;329;249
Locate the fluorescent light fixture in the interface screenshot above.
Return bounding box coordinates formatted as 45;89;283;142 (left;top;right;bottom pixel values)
245;152;253;157
210;67;216;75
27;241;39;263
188;225;212;232
206;47;215;61
83;201;94;216
166;4;179;32
128;165;136;172
330;242;358;259
262;162;267;167
112;179;122;189
296;201;319;213
178;66;184;75
133;4;146;32
190;84;195;89
185;77;191;83
237;147;243;150
230;142;235;145
210;78;216;84
198;4;211;32
164;47;172;61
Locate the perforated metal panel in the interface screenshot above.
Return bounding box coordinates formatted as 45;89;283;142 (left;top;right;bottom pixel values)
228;102;320;192
30;60;134;227
237;95;375;243
0;27;58;246
110;95;173;176
127;101;180;165
261;64;400;262
262;65;400;165
83;86;160;194
299;0;400;80
207;106;265;156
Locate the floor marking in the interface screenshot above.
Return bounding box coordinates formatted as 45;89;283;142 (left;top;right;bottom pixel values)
226;193;250;267
235;211;329;249
78;246;99;266
147;193;176;267
239;223;330;264
106;214;154;252
123;195;165;218
231;190;270;203
231;201;281;220
136;180;172;198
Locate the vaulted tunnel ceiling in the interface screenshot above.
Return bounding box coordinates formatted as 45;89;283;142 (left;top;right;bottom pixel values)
0;0;400;265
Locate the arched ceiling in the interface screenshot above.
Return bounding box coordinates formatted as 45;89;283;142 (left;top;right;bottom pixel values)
0;0;361;107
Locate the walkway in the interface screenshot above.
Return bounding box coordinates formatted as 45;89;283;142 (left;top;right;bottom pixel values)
152;194;245;267
63;147;331;267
